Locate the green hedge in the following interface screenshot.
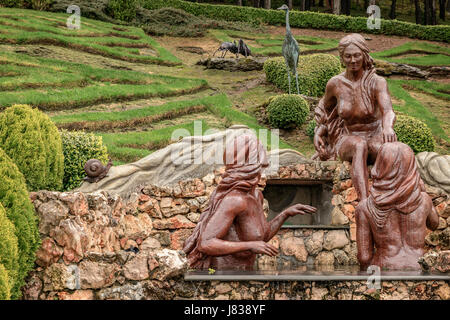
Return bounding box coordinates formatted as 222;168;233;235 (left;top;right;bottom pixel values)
0;104;64;191
0;264;10;300
143;0;450;42
61;130;109;191
267;94;309;129
0;148;40;299
264;54;342;97
0;202;18;300
394;114;435;153
106;0;137;22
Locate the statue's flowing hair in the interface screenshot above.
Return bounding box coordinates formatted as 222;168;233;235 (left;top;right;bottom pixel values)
367;142;425;229
183;134;268;269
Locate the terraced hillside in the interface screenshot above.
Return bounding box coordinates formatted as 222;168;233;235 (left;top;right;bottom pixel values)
0;7;449;169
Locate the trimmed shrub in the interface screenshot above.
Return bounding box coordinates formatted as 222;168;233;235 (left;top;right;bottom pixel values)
0;104;64;191
0;148;40;299
267;94;309;129
264;54;342;97
31;0;54;10
61;130;109;191
106;0;138;22
143;0;450;42
0;202;19;298
0;264;10;300
306;119;316;139
394;114;435;153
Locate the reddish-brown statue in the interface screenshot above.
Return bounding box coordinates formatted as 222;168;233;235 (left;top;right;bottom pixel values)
183;134;316;270
355;142;439;270
313;33;397;201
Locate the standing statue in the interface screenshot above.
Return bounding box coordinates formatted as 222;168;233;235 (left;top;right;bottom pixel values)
355;142;439;270
183;134;316;270
313;33;397;201
278;4;300;95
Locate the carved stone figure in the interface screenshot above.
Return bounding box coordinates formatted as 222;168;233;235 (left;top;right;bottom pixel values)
355;142;439;270
183;134;316;270
313;33;397;201
84;159;113;183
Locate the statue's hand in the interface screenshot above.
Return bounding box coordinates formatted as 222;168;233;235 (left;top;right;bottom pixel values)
283;204;317;217
249;241;278;256
314;134;326;155
382;128;397;143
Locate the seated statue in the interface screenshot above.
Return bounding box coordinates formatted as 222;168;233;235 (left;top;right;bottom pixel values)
313;33;397;201
183;134;316;270
355;142;439;270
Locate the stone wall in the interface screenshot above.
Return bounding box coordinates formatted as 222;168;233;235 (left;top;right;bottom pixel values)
22;162;450;300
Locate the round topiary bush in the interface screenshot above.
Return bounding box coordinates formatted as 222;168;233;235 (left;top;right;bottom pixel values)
0;104;64;191
264;54;342;97
0;202;19;299
306;119;316;139
266;94;309;129
394;114;435;153
0;148;40;299
0;264;10;300
61;130;109;191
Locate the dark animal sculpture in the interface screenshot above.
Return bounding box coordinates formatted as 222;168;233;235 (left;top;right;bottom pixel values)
238;39;252;58
213;41;239;58
183;134;316;270
84;159;113;183
278;4;300;94
355;142;439;270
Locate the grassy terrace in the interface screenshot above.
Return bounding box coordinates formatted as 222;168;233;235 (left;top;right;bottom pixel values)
0;51;207;110
210;29;338;56
0;8;180;66
371;42;450;66
52;94;292;164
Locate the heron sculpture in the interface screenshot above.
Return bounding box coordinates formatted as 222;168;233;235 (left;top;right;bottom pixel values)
278;4;300;95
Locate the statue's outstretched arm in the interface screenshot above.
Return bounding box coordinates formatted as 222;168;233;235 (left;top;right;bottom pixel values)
198;194;278;257
264;204;317;241
376;77;397;143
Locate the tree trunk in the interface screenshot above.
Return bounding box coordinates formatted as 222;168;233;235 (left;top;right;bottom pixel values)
424;0;430;24
264;0;271;9
288;0;293;10
439;0;445;20
431;0;437;24
333;0;341;14
237;0;242;6
414;0;421;24
389;0;397;19
253;0;261;7
341;0;351;14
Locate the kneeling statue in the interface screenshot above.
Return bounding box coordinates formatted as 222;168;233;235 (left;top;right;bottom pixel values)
356;142;439;270
183;134;316;270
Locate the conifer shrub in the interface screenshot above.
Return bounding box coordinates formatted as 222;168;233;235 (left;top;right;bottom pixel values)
0;104;64;191
0;202;19;299
0;148;40;299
